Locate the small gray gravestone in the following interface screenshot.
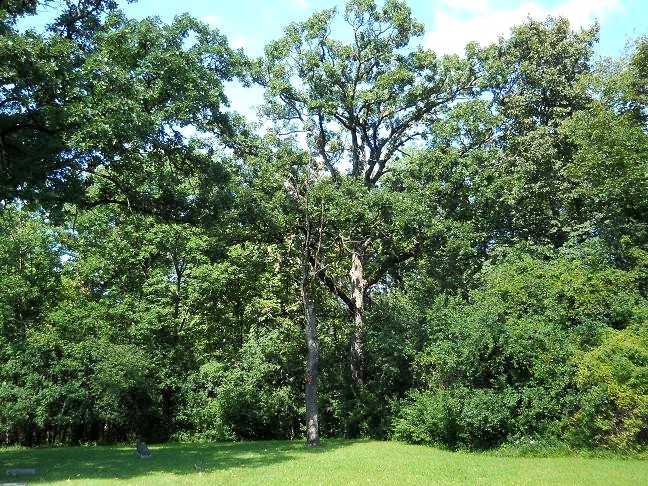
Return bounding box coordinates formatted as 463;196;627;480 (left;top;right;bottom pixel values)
136;438;152;459
5;469;35;477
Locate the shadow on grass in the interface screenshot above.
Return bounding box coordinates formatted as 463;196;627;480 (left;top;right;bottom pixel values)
0;439;354;483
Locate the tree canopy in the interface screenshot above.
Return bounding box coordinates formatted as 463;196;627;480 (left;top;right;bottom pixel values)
0;0;646;451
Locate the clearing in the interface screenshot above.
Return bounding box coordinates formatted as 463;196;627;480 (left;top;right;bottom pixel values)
1;439;646;485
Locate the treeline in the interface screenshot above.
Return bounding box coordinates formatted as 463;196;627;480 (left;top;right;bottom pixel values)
0;0;646;450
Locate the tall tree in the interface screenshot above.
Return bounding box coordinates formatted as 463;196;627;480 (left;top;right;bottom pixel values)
261;0;476;383
1;0;245;219
559;36;648;266
473;17;598;248
70;12;245;219
287;162;324;446
0;0;131;205
234;142;326;445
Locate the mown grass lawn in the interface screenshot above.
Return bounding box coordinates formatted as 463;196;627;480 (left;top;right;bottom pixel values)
1;439;646;485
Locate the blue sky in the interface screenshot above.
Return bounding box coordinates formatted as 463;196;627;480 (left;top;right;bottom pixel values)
20;0;648;117
25;0;647;57
115;0;645;57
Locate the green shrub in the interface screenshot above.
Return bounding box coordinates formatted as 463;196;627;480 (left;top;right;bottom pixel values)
458;388;517;448
393;389;459;448
567;323;648;450
393;387;516;450
175;329;302;441
400;244;647;450
172;361;234;442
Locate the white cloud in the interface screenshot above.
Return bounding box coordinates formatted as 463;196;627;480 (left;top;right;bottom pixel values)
231;37;249;49
425;0;621;55
437;0;489;13
200;15;220;29
292;0;309;10
551;0;619;28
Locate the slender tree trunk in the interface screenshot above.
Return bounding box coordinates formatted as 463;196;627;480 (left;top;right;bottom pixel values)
300;184;321;446
349;247;366;384
302;251;321;446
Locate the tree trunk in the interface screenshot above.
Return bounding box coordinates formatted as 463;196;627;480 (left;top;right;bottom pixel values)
349;247;366;384
303;290;320;446
302;251;320;446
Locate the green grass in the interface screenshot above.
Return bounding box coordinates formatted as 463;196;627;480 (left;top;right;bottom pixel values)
1;440;646;485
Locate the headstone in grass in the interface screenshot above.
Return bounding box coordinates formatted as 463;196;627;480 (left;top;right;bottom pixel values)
2;482;29;486
136;438;152;458
5;468;35;476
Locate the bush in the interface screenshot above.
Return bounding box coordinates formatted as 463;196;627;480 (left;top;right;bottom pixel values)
173;361;234;441
393;389;459;447
175;329;302;441
0;336;162;445
400;244;648;450
567;323;648;450
393;387;516;450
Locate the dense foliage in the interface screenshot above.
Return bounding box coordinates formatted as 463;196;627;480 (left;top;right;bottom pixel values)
0;1;646;451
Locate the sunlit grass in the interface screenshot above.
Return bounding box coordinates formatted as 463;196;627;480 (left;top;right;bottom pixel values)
2;439;646;485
